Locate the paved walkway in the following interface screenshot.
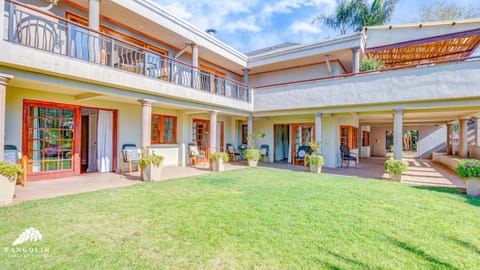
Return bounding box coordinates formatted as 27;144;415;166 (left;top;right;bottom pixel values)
12;157;465;205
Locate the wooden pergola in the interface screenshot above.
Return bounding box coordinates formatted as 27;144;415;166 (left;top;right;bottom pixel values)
365;28;480;68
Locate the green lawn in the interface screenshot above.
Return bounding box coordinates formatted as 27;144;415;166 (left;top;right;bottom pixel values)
1;168;480;269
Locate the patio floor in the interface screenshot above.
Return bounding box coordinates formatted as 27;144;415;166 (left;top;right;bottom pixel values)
12;157;465;205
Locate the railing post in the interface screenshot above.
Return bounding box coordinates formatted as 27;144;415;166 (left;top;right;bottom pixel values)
191;67;195;88
168;60;173;82
110;39;115;67
143;51;148;76
8;2;15;42
236;84;239;99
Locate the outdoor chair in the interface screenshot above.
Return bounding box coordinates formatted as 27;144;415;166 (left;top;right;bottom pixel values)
226;143;240;162
260;144;270;162
188;143;207;165
340;146;357;168
4;145;27;187
120;144;141;174
293;145;312;166
238;144;248;160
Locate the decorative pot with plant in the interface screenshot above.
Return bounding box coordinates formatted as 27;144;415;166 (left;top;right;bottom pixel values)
307;141;325;173
138;147;164;182
244;131;265;167
0;162;24;206
209;152;229;172
383;159;408;181
456;159;480;197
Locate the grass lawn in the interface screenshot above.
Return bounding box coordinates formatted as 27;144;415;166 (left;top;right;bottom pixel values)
1;168;480;269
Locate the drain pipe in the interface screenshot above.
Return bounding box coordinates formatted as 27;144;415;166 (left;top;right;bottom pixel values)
175;44;190;59
42;0;59;10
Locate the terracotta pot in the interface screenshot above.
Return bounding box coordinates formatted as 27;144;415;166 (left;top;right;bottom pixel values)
142;164;162;182
389;172;402;182
310;165;322;174
466;178;480;197
247;159;258;167
211;159;225;172
0;175;16;206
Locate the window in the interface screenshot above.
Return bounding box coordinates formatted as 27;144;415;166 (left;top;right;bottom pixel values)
340;125;359;149
192;119;209;152
151;115;177;144
362;131;370;147
241;124;248;144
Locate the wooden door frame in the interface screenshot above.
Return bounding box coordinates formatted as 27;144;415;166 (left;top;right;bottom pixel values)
22;100;118;181
290;123;315;161
192;118;210;152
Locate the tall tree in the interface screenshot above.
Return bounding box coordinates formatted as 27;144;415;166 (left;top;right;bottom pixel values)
313;0;398;34
419;0;480;22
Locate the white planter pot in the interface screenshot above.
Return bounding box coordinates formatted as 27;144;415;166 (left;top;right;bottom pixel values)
466;178;480;197
310;165;322;174
0;175;16;206
247;159;258;167
142;165;162;182
212;159;225;172
389;172;402;182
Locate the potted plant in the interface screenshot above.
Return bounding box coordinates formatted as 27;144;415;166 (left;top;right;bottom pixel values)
360;56;384;72
456;159;480;196
383;159;408;181
307;141;325;173
209;152;229;172
0;162;24;206
244;131;265;167
138;147;164;182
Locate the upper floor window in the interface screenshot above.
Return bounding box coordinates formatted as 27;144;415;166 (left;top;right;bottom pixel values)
151;115;177;144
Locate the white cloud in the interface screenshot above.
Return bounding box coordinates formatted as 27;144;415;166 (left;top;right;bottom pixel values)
162;2;192;20
223;16;262;33
288;21;323;34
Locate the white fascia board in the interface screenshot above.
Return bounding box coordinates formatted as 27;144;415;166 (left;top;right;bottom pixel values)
112;0;248;66
248;33;364;68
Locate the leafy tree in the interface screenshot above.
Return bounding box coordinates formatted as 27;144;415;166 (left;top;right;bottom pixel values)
419;0;480;22
313;0;398;34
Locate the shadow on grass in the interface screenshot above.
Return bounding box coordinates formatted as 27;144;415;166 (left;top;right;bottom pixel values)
411;186;480;207
445;235;480;255
386;236;459;270
327;251;374;269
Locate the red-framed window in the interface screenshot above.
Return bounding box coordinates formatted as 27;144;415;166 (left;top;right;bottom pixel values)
340;125;359;149
151;115;177;144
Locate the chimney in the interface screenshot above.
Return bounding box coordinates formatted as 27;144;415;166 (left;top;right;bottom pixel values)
206;29;217;37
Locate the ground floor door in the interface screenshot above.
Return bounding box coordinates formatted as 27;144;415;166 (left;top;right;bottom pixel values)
291;123;315;158
216;121;224;152
274;124;290;162
23;100;117;180
192;119;209;152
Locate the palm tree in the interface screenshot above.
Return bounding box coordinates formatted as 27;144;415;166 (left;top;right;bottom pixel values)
314;0;397;34
312;0;359;35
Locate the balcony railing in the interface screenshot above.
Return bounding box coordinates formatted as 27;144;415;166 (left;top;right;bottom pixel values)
3;0;251;102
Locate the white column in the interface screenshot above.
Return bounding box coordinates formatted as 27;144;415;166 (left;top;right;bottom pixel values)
0;74;13;161
243;69;249;85
446;124;453;155
88;0;101;31
324;55;332;76
475;117;480;146
191;43;199;68
459;119;469;158
247;116;253;137
230;116;237;146
352;47;360;73
314;112;322;146
0;0;5;41
177;112;190;167
393;109;403;160
138;99;156;148
209;111;217;153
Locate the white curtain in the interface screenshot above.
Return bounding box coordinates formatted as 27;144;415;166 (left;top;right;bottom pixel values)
97;110;113;173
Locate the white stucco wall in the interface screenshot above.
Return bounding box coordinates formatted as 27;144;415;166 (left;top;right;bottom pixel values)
249;62;344;88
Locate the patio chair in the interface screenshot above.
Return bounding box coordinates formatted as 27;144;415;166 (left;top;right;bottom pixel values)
293;145;312;166
238;144;248;160
4;145;27;187
188;143;207;165
260;144;269;162
226;143;240;162
340;146;357;168
120;144;141;174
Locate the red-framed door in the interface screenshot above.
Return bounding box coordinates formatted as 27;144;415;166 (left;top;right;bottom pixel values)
192;119;209;153
291;123;315;160
22;100;117;181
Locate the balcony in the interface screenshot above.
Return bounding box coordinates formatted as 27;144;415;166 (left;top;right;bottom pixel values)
2;0;251;103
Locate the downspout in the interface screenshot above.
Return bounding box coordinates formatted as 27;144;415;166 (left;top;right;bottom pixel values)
175;44;190;59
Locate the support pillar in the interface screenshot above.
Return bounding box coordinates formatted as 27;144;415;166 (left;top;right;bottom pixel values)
393;109;403;160
247;116;253;138
0;74;13;161
314;112;322;147
209;111;217;154
138;99;156;148
446;123;453;155
475;117;480;146
88;0;100;31
191;43;199;68
352;47;360;73
459;119;469;158
325;55;332;76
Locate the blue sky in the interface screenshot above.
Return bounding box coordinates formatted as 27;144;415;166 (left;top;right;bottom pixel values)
152;0;479;53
